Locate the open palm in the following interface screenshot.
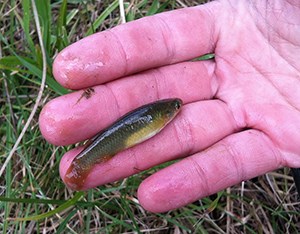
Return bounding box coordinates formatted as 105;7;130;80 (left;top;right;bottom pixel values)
39;0;300;212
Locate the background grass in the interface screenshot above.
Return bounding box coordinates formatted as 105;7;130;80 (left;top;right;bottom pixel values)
0;0;299;233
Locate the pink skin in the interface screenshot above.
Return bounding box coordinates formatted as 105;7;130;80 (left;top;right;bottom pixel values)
39;0;300;212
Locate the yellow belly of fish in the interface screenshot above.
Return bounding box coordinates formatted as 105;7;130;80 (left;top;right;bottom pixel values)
124;121;165;147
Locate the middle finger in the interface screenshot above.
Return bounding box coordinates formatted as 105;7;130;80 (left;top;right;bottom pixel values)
40;60;216;145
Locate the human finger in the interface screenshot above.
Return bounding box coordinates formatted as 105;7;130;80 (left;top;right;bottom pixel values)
53;3;218;89
137;129;282;212
40;61;216;145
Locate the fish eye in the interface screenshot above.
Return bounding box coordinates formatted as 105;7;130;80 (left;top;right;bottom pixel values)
174;99;182;109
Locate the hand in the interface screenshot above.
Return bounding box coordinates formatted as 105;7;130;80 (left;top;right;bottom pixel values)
39;0;300;212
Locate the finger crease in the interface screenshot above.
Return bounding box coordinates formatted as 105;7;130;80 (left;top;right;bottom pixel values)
155;15;176;63
188;157;211;196
103;83;121;117
107;30;129;76
223;141;245;182
174;114;196;156
152;67;170;99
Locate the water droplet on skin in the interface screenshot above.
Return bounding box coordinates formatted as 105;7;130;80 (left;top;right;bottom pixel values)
84;61;104;68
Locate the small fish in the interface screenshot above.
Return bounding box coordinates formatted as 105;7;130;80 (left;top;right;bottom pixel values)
65;98;183;190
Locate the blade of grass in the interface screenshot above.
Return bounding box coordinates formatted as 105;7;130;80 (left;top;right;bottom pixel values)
11;192;84;221
156;212;192;232
206;191;224;213
21;0;35;53
7;0;16;47
96;207;135;231
35;0;51;53
66;8;79;25
85;190;93;234
157;0;173;13
85;0;119;36
3;93;13;234
146;0;159;16
145;0;172;16
56;0;68;51
0;196;66;205
119;195;141;234
192;53;215;61
56;209;78;234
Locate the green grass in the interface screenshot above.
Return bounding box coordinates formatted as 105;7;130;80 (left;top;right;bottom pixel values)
0;0;299;233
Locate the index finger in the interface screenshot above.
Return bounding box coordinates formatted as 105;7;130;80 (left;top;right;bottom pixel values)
53;4;217;89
